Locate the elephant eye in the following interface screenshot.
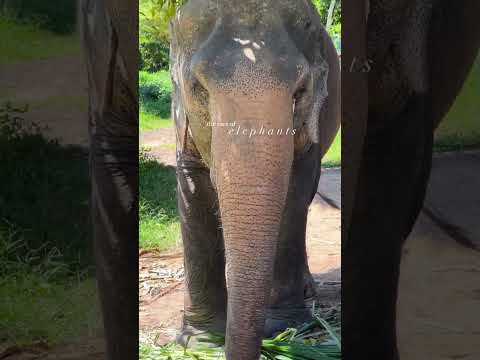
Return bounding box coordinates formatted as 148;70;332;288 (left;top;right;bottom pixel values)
191;77;209;107
293;85;307;113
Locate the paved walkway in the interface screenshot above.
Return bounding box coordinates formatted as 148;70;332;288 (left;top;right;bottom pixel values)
398;151;480;360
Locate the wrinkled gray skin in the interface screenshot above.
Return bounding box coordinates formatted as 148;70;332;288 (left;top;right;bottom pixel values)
79;1;139;359
170;0;340;358
343;1;480;359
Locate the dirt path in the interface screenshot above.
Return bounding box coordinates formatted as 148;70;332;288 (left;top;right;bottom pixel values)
140;128;177;167
0;55;89;146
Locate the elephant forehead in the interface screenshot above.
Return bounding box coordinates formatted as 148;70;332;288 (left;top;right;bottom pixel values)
173;0;319;52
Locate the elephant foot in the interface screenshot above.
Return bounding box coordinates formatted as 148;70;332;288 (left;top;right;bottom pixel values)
264;306;314;337
177;315;226;348
304;270;317;299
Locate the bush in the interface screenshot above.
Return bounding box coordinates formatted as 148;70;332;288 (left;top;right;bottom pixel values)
140;40;170;72
0;102;91;274
0;0;77;34
139;70;172;118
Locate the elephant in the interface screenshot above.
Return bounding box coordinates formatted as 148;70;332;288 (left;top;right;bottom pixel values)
169;0;340;358
342;1;480;359
79;0;139;359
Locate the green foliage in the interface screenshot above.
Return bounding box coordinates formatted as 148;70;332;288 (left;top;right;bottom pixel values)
139;70;173;131
435;54;480;149
140;70;173;119
0;102;92;274
322;130;341;168
140;40;170;72
0;104;99;347
0;0;77;34
140;0;187;43
312;0;341;38
139;149;180;251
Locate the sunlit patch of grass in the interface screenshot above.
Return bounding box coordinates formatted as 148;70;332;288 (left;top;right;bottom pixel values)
160;143;176;150
139;149;181;252
139;70;174;132
0;17;79;64
322;130;341;168
140;112;173;132
435;55;480;149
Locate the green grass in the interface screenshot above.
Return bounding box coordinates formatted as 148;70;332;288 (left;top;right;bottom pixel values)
0;103;99;347
0;274;101;346
140;150;181;251
322;131;341;168
140;70;173;132
140;112;173;131
0;17;79;64
0;102;91;271
434;55;480;150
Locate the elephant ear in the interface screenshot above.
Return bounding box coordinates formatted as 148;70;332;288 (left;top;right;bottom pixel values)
428;0;480;129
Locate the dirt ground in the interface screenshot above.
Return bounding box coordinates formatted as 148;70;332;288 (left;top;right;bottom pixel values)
0;338;105;360
0;55;89;147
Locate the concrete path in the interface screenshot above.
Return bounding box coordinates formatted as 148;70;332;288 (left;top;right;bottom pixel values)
398;151;480;360
424;151;480;250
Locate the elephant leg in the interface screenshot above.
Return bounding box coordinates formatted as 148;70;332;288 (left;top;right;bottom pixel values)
266;145;322;335
343;94;434;359
176;158;227;346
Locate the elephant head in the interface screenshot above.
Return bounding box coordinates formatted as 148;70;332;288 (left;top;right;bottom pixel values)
170;0;339;358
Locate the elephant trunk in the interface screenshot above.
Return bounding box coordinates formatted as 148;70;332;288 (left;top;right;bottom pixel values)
211;93;294;359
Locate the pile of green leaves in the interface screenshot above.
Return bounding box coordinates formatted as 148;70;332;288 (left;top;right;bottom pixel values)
0;0;77;34
140;315;341;360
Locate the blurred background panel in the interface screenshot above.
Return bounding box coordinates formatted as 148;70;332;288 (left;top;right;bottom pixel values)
0;1;104;358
